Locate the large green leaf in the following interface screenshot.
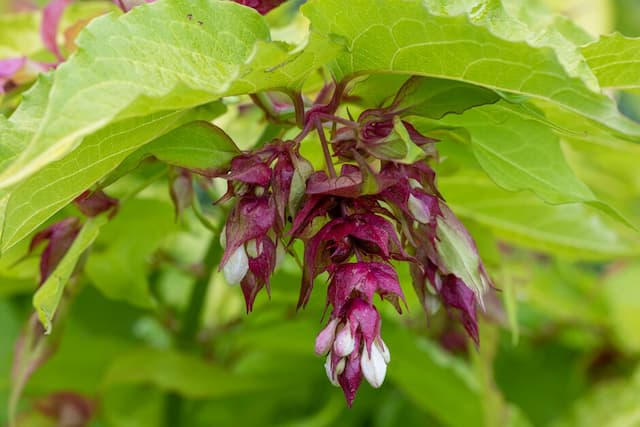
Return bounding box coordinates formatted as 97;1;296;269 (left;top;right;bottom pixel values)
583;34;640;91
398;77;500;119
0;74;52;173
141;120;241;171
417;102;595;204
438;173;639;260
0;103;223;253
0;0;337;189
301;0;640;138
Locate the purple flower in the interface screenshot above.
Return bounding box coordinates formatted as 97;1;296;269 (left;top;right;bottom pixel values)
316;297;391;406
220;195;276;290
327;262;405;315
217;142;311;311
214;77;496;405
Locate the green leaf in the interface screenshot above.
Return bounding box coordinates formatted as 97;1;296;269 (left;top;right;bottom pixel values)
143;121;240;171
438;172;640;260
33;215;107;333
398;77;500;119
302;0;640;138
0;74;53;173
424;102;596;204
0;0;338;189
583;34;640;91
0;103;223;253
85;198;177;307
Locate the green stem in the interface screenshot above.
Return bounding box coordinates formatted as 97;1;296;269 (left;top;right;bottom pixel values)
314;117;337;178
164;234;222;426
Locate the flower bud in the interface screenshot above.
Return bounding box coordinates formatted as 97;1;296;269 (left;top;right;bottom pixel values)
408;193;430;224
360;341;388;388
245;239;260;258
223;246;249;285
315;318;339;355
333;322;356;357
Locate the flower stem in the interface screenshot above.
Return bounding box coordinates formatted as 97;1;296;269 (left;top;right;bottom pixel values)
315;117;337;178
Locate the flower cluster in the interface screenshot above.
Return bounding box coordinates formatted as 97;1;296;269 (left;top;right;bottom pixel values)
217;141;313;312
216;77;493;405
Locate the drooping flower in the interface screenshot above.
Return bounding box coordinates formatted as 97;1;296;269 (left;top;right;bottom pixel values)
316;296;393;406
215;76;495;406
216;141;312;311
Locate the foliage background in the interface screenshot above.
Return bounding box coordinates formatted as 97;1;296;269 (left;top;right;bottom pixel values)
0;0;639;426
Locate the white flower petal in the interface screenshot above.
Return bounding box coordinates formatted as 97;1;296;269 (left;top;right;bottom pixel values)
324;353;339;387
219;227;227;248
335;357;346;376
275;242;286;269
376;338;391;364
361;343;387;388
245;239;259;258
425;295;441;315
223;246;249;285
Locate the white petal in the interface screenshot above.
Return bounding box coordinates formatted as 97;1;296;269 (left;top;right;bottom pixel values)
333;322;355;357
324;353;339;387
275;242;286;269
408;194;431;224
223;246;249;285
315;318;339;355
361;343;387;388
335;357;346;376
376;338;391;364
425;295;441;315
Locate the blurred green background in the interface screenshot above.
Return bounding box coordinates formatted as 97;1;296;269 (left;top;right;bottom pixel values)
1;0;640;426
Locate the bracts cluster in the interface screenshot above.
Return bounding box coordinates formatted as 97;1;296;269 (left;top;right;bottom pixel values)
214;77;493;405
